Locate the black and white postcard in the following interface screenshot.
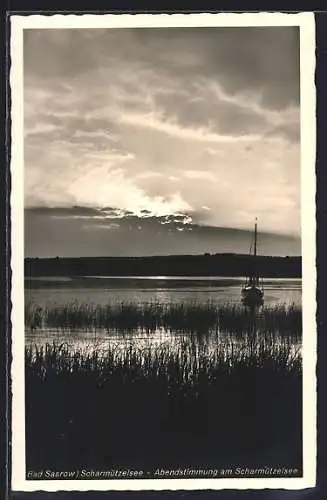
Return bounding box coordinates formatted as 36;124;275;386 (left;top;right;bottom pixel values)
10;12;317;491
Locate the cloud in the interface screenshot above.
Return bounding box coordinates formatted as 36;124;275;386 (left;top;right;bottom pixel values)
25;206;301;257
23;26;301;243
119;110;272;144
183;170;218;182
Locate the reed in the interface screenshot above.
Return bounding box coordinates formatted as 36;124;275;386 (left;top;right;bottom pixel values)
25;338;302;471
25;300;302;337
25;336;301;380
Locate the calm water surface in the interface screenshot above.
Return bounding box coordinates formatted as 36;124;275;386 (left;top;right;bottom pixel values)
25;276;301;307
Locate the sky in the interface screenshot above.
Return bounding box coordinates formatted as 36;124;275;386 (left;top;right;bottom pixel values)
24;26;301;257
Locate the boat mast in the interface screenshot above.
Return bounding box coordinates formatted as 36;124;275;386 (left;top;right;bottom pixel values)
253;218;258;285
254;218;257;258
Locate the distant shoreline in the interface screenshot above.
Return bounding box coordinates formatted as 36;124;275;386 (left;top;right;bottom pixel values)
25;254;302;279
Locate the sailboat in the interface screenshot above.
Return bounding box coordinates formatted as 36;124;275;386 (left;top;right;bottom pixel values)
241;218;264;307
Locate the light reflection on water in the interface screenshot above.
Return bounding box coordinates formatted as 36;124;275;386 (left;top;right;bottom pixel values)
25;326;301;362
25;277;302;356
25;276;301;308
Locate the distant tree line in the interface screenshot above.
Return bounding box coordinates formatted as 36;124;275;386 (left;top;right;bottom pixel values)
25;254;302;278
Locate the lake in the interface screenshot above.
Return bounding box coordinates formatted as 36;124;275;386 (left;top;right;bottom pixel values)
25;276;302;354
25;276;301;307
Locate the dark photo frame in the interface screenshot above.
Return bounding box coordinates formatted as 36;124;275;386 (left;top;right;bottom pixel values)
2;7;327;500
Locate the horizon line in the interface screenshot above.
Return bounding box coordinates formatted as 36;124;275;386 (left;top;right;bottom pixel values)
25;252;302;259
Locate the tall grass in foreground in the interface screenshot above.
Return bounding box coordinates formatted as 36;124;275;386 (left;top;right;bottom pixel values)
25;338;302;472
25;336;301;385
25;301;302;337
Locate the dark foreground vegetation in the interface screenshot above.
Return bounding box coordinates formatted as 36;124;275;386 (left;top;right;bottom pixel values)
25;333;302;475
25;253;301;278
25;301;302;338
